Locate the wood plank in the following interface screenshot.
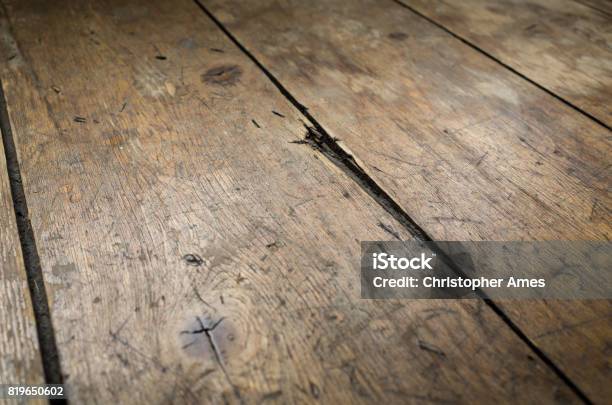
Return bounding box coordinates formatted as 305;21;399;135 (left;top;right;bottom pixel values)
0;48;45;398
201;0;612;401
574;0;612;17
401;0;612;127
0;142;45;399
0;0;582;402
0;5;45;392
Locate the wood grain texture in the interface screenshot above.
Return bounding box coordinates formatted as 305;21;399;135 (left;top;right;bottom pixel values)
0;4;45;392
202;0;612;401
0;80;44;402
402;0;612;127
0;0;584;403
574;0;612;16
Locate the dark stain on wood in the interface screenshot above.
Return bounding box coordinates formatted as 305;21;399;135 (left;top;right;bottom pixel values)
388;32;409;41
182;253;204;266
201;65;242;86
418;340;446;357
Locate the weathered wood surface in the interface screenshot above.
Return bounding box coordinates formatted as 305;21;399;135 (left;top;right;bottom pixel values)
402;0;612;127
202;0;612;401
575;0;612;16
0;0;582;402
0;5;45;391
0;75;44;402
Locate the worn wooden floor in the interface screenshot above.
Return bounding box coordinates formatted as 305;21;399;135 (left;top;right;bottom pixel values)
0;0;609;403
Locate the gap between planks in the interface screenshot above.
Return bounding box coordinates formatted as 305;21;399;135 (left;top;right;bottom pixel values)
0;80;65;392
391;0;611;132
192;0;596;403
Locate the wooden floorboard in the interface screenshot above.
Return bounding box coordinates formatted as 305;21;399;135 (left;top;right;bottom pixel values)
0;85;44;394
0;0;584;402
401;0;612;128
202;0;612;401
574;0;612;16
